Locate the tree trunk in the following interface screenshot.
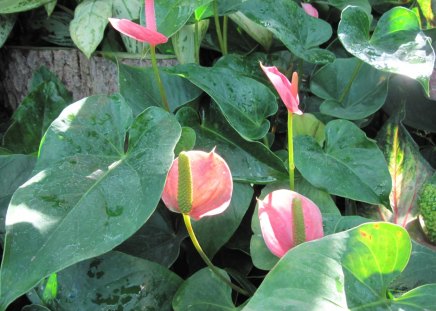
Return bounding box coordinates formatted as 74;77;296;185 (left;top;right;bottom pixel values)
0;47;177;112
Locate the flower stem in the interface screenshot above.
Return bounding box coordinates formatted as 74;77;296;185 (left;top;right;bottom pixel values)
213;1;226;54
150;45;170;112
287;112;295;191
182;214;250;296
223;15;228;54
194;21;200;64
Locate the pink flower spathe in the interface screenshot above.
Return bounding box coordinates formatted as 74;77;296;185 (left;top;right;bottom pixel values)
108;0;168;46
258;189;323;258
260;63;302;115
162;149;233;220
302;3;319;18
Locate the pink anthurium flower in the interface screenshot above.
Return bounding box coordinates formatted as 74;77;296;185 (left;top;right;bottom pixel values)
108;0;168;45
302;3;319;18
258;189;323;258
162;149;233;220
260;63;302;115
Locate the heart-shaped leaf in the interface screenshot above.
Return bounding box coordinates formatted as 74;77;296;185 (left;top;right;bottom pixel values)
119;63;202;116
338;6;435;95
173;268;237;311
0;95;181;309
32;251;182;311
69;0;112;58
3;67;72;154
176;106;288;184
311;57;389;120
168;63;277;140
376;113;434;226
0;154;36;243
155;0;213;38
244;223;436;310
116;204;188;267
295;119;392;206
239;0;334;64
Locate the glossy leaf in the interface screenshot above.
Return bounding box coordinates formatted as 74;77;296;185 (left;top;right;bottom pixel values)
119;63;202;116
376;114;434;226
69;0;112;58
173;268;237;311
155;0;213;38
0;0;53;13
116;205;187;267
174;127;196;155
0;154;36;242
293;113;325;146
239;0;334;64
295;120;392;206
21;305;51;311
229;11;272;51
338;6;435;95
0;95;181;309
384;74;436;133
176;106;288;184
168;64;277;140
244;223;427;310
0;13;16;47
391;239;436;291
3;68;72;154
193;183;253;258
311;58;389;120
44;0;56;16
33;251;182;311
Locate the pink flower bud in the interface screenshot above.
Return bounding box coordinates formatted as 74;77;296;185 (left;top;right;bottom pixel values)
258;189;323;257
108;0;168;46
162;150;233;220
259;63;302;115
302;3;319;18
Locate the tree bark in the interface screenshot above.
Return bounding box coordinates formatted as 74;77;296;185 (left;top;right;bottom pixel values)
0;47;177;112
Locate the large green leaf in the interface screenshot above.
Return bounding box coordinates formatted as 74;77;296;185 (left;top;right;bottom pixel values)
338;6;435;95
155;0;213;38
0;0;53;13
116;204;187;267
376;113;434;226
239;0;334;64
391;240;436;291
295;120;392;206
193;183;253;258
244;223;436;310
32;251;182;310
384;74;436;133
0;13;16;47
168;64;277;140
0;154;36;243
119;63;202;116
70;0;112;58
173;268;238;311
2;68;72;154
0;95;181;309
311;58;389;120
176;106;288;184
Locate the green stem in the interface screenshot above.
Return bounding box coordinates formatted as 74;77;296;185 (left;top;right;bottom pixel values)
194;21;200;64
287;112;295;191
223;16;228;54
213;1;226;54
182;214;250;296
150;45;170;112
338;60;363;103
